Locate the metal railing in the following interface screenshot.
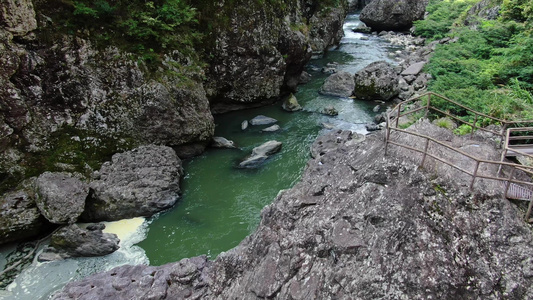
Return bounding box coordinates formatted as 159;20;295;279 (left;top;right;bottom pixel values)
385;92;533;221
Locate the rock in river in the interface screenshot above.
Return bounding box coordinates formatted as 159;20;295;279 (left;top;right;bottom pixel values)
262;125;281;132
353;61;400;101
319;71;355;98
282;94;302;112
239;141;282;168
210;136;237;149
249;115;278;126
38;224;119;261
82;145;183;221
35;172;89;224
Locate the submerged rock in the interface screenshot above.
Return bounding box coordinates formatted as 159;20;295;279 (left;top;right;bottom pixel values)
319;71;355;98
241;120;249;131
249;115;278;126
38;224;119;261
239;141;282;168
322;106;339;116
210;137;237;149
353;61;400;101
82;145;183;221
282;94;302;112
34;172;89;224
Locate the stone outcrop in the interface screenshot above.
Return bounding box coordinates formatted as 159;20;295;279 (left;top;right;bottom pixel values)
55;126;533;299
353;61;400;101
38;224;119;261
360;0;429;31
0;183;49;244
239;141;282;168
206;1;348;113
464;0;501;26
34;172;89;224
319;71;355;98
82;145;183;221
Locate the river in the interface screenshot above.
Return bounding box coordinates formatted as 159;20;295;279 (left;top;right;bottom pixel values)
0;13;398;299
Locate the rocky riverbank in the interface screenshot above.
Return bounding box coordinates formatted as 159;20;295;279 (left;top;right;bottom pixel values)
53;123;533;299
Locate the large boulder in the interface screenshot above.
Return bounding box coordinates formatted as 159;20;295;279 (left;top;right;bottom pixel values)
239;141;282;168
282;94;302;112
34;172;89;224
360;0;429;31
38;224;119;261
319;71;355;97
353;61;400;101
82;145;183;221
0;184;49;245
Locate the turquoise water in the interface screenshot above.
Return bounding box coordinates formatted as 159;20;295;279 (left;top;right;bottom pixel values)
138;13;397;265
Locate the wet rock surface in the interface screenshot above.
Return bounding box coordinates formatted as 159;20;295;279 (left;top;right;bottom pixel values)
210;137;237;149
82;145;183;221
239;141;282;169
38;224;119;261
34;172;89;224
249;115;278;126
54;123;533;299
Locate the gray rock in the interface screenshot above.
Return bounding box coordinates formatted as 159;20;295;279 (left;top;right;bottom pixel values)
34;172;88;224
319;71;355;98
82;145;183;221
1;0;37;36
360;0;429;31
38;224;119;261
0;183;48;245
401;61;426;76
352;24;372;34
299;71;312;84
282;94;302;112
239;141;282;168
365;123;381;131
249;115;278;126
353;61;400;101
262;125;281;132
241;120;249;131
322;106;339;116
211;137;237;149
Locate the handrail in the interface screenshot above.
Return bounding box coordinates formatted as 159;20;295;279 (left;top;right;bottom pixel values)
385;92;533;221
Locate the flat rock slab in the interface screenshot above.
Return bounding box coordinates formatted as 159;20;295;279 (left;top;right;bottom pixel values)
401;61;426;76
82;145;183;221
250;115;278;126
35;172;89;224
319;71;355;98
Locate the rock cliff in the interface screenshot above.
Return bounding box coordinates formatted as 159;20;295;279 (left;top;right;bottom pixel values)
54;126;533;299
0;0;348;215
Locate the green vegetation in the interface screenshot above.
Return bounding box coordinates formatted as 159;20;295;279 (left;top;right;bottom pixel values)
413;0;533;123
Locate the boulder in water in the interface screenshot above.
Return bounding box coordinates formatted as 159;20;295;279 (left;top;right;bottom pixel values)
38;224;119;261
262;125;281;132
249;115;278;126
360;0;429;31
241;120;249;130
211;137;237;149
34;172;89;224
319;71;355;98
82;145;183;221
282;94;302;112
353;61;400;101
239;141;282;168
322;106;339;116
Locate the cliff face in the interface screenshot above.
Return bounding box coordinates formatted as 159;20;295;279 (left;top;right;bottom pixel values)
0;0;347;192
54;127;533;299
203;0;348;113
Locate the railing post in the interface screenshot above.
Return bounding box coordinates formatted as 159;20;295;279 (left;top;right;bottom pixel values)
471;114;478;137
395;103;402;128
420;138;430;167
425;93;431;118
469;161;480;190
504;167;516;199
525;195;533;222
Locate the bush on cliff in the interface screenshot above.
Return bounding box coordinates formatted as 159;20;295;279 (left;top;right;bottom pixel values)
415;0;533;122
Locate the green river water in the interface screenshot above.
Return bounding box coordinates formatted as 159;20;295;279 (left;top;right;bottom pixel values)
0;13;401;299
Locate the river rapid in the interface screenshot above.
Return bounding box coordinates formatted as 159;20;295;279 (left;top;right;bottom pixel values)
0;13;399;299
